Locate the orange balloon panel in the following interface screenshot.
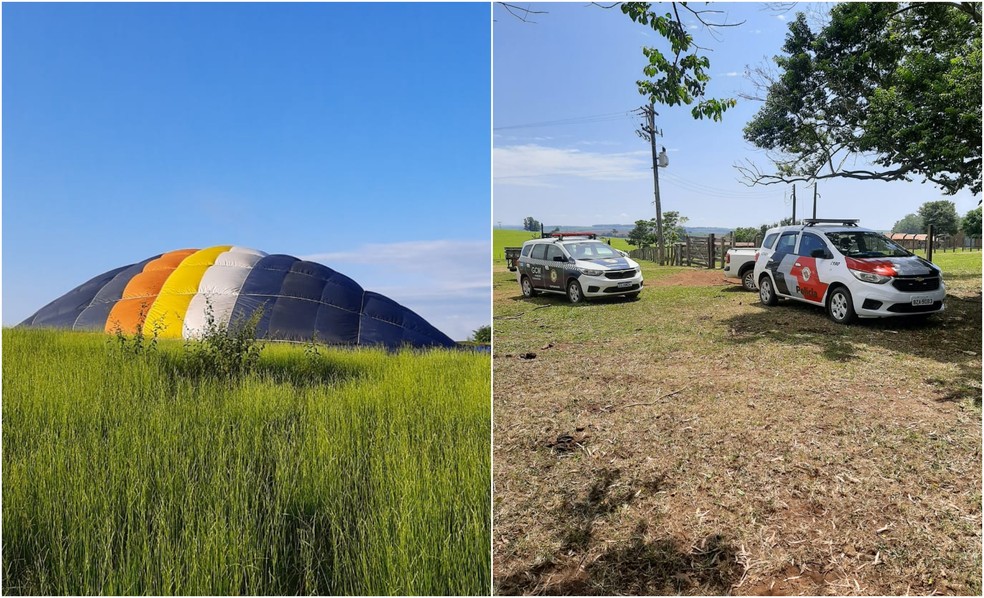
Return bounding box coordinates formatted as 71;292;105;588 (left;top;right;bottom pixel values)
143;250;197;271
105;249;198;334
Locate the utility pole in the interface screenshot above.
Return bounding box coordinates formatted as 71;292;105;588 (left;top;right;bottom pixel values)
792;184;797;223
812;183;818;219
636;104;665;264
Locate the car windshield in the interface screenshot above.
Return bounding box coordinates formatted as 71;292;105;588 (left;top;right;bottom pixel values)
562;241;623;260
824;231;913;258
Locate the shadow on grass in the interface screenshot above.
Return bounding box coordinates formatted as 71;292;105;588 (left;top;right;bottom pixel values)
717;285;755;294
156;350;367;388
722;292;982;408
506;293;641;307
496;468;740;595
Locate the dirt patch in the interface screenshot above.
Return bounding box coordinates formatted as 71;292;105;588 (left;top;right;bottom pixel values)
649;269;731;287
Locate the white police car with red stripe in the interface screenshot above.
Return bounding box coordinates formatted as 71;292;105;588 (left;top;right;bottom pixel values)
517;235;643;303
752;219;946;323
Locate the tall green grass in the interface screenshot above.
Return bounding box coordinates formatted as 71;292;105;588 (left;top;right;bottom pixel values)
2;329;490;595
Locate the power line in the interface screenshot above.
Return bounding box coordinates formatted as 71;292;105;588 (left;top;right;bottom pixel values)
660;171;782;199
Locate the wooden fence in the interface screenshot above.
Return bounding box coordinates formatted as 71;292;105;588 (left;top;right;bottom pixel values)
628;234;736;268
627;231;982;269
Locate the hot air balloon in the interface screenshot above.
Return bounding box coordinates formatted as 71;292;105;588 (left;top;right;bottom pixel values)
19;245;455;349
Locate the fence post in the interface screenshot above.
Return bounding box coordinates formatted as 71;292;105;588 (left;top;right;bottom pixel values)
927;224;934;262
686;236;692;266
708;234;715;269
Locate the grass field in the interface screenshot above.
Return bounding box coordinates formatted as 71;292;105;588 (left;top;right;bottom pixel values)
493;250;981;595
3;329;490;595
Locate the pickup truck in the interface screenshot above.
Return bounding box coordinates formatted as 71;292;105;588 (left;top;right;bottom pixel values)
505;246;522;271
723;247;758;291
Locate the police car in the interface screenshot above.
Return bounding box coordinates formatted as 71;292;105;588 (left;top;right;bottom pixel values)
753;218;946;323
516;234;644;303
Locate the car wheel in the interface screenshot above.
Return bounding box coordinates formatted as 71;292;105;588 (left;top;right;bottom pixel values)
567;280;585;304
758;274;778;306
521;276;537;298
742;269;757;291
827;286;856;324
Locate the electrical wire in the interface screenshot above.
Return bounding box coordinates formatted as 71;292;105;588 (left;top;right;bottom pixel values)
660;171;782;199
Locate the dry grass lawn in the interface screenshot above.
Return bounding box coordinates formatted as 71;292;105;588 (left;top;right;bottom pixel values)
493;253;981;595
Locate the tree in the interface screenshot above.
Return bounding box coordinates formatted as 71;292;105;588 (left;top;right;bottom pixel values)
738;3;982;195
523;217;542;232
661;210;688;244
892;213;924;234
961;206;982;238
732;227;759;243
918;200;959;236
758;217;797;238
620;3;741;121
470;325;491;344
627;219;655;248
626;212;688;247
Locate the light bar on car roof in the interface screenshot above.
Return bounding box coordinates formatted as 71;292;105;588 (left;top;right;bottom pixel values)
549;232;597;240
803;218;860;227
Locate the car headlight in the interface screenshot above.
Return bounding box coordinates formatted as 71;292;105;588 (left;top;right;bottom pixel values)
849;269;891;284
846;257;894;284
580;268;604;276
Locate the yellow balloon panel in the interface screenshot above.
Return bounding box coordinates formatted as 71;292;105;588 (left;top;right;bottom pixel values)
142;245;232;338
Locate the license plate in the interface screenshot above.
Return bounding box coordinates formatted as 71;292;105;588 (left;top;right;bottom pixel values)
911;296;933;306
617;281;632;288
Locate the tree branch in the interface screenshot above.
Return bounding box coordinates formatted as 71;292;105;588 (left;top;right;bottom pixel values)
497;3;548;23
734;157;925;187
678;3;745;28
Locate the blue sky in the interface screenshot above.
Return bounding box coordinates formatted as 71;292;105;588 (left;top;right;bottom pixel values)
3;2;490;340
493;2;980;231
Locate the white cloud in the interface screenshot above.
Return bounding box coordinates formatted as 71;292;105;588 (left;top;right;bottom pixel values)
576;140;620;147
494;144;649;186
777;15;787;21
724;71;740;77
300;240;490;341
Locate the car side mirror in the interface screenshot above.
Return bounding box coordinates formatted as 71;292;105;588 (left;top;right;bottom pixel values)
618;250;628;257
810;248;832;259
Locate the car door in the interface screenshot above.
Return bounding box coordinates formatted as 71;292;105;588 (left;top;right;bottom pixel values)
764;231;799;297
543;244;567;291
528;243;548;289
789;232;833;304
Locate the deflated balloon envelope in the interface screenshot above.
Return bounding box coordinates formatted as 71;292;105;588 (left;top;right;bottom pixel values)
19;245;455;349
